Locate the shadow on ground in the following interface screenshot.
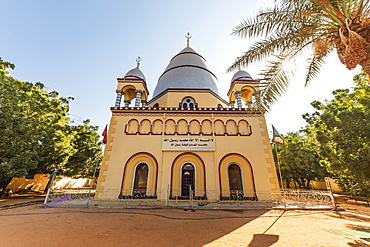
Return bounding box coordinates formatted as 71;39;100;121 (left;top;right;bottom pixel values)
248;234;279;247
0;207;268;247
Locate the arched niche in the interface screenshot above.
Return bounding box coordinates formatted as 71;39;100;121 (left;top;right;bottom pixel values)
121;152;158;197
152;119;163;135
226;120;238;136
139;119;151;134
126;119;139;134
214;120;225;136
219;154;256;198
177;119;188;135
238;120;251;136
165;119;176;135
189;120;200;135
201;120;212;135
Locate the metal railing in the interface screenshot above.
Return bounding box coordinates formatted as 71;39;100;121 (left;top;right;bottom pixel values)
46;188;334;209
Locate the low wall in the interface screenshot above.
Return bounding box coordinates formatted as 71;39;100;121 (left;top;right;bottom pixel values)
6;175;91;192
6;174;49;192
283;178;342;193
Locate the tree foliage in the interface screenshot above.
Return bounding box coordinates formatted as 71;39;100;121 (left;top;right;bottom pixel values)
274;132;327;189
63;120;102;177
0;60;102;186
229;0;370;112
303;72;370;196
0;57;15;75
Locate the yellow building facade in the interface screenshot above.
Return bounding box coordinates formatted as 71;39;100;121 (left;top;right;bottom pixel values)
96;40;279;202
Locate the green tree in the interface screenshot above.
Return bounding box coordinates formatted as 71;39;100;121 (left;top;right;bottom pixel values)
0;57;15;75
63;120;102;177
0;73;73;185
0;61;102;192
23;84;74;175
274;132;327;189
303;72;370;196
229;0;370;112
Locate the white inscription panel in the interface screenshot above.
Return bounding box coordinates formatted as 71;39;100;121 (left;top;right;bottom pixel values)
162;137;215;151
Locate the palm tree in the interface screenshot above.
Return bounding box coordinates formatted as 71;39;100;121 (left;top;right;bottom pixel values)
229;0;370;112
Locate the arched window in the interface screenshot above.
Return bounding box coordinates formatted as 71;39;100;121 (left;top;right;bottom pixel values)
180;97;197;108
153;103;159;108
228;164;243;196
133;163;149;196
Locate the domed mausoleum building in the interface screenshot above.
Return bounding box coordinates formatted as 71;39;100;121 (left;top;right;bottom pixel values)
95;37;279;202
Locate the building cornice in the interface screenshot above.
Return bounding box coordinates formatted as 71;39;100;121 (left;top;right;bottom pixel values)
110;106;263;116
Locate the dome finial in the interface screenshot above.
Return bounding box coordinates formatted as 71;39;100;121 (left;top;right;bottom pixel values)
185;32;192;47
136;56;142;68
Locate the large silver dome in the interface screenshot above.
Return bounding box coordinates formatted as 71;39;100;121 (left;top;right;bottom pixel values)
152;47;219;98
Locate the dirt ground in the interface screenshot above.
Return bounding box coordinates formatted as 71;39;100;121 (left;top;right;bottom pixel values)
1;194;370;247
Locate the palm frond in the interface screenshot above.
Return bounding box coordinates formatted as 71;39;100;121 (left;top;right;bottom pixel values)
257;57;293;112
228;32;311;72
305;47;333;86
232;1;313;39
229;0;370;112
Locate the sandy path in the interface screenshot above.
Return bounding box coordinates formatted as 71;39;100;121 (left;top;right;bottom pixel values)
1;205;369;247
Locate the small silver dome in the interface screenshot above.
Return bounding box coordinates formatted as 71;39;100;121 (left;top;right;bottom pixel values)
152;47;219;98
124;68;146;82
231;70;253;83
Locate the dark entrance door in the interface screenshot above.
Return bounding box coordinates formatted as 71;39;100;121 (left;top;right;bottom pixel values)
181;163;195;198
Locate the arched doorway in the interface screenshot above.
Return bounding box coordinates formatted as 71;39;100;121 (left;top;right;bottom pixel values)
170;153;205;199
132;163;149;196
181;163;195;198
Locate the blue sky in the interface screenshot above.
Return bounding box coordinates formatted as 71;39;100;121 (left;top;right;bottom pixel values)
1;1;361;135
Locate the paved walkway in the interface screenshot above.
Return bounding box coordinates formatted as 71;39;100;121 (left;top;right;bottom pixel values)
0;192;45;207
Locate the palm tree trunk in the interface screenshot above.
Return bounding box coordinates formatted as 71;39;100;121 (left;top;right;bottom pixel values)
359;57;370;78
359;46;370;78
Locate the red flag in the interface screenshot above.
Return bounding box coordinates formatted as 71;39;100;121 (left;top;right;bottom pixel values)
272;125;284;145
102;125;108;144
